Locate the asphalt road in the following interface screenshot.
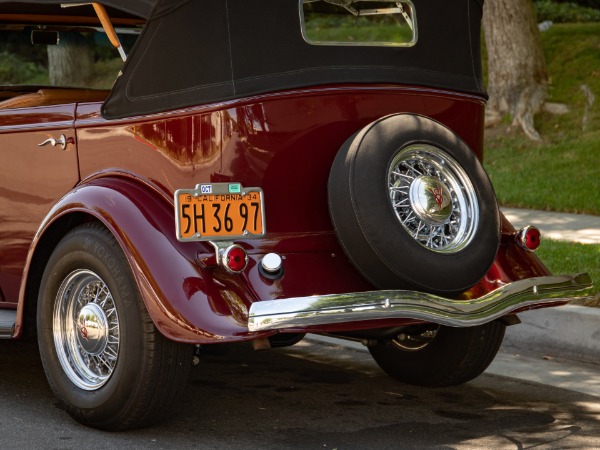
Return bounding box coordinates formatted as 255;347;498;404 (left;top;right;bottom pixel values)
1;338;599;449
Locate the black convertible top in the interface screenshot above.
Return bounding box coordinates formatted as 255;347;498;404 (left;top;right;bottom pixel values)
1;0;487;119
0;0;180;19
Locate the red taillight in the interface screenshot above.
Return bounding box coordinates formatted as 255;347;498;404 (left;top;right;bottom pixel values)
223;245;248;273
516;226;541;252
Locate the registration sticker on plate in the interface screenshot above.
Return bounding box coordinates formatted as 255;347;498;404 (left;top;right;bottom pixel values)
175;183;265;241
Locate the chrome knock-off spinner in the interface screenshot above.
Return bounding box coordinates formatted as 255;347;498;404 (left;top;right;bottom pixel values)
77;303;109;356
408;176;453;225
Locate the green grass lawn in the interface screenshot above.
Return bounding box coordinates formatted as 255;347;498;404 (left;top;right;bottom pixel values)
484;23;600;215
485;136;599;215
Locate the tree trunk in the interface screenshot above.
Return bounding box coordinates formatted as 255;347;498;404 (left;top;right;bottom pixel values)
47;32;93;87
483;0;548;141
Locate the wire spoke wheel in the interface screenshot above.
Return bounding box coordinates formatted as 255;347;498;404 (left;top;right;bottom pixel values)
53;269;120;390
388;145;479;253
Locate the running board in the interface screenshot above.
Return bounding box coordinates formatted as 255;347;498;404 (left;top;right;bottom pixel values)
0;309;16;339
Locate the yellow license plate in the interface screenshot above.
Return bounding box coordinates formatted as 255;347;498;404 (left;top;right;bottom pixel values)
175;183;265;241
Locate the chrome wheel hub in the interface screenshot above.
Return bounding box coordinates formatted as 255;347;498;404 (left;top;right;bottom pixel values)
53;269;120;390
408;176;453;224
392;325;440;352
77;303;109;355
388;144;479;253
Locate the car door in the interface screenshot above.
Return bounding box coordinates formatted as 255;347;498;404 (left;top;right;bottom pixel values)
0;102;79;306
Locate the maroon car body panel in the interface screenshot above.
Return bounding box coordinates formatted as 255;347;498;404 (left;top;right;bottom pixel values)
76;86;487;230
0;104;79;307
7;86;551;342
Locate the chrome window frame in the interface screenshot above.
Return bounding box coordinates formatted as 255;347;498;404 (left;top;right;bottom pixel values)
299;0;418;47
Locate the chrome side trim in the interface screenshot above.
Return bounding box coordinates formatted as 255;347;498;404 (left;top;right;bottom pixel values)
248;273;592;332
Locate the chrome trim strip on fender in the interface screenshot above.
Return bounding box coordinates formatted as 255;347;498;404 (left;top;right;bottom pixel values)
248;273;593;332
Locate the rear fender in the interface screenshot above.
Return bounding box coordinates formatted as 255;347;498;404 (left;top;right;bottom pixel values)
460;212;553;299
17;176;270;343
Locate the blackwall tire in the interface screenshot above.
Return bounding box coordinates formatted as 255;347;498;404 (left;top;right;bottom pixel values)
328;114;500;294
37;223;191;431
368;321;506;387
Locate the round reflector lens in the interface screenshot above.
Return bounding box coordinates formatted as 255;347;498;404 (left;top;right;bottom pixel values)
517;226;541;251
224;245;248;272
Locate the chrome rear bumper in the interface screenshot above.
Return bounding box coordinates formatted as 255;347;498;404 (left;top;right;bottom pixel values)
248;273;592;332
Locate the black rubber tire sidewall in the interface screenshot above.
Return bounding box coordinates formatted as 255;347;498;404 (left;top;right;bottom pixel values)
37;225;152;427
328;114;500;294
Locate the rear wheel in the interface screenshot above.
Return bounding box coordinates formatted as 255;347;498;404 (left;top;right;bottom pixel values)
368;321;506;386
37;223;191;430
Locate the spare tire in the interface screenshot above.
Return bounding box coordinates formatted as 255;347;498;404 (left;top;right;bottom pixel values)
328;114;500;295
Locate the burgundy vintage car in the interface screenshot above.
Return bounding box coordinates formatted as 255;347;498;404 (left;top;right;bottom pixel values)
0;0;592;430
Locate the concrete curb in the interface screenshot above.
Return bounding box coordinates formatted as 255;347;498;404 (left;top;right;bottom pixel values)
503;304;600;364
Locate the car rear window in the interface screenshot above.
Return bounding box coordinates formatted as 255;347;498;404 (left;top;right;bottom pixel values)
300;0;417;47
